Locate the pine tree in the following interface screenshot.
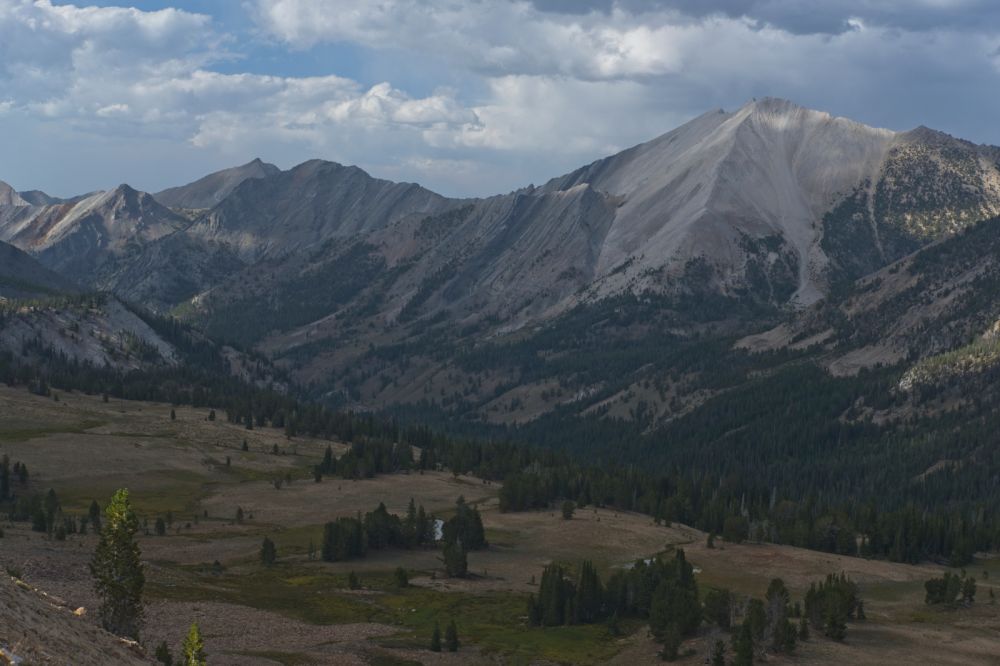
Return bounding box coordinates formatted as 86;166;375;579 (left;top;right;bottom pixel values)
710;639;725;666
575;560;604;623
170;409;176;421
765;578;795;653
527;593;542;626
90;489;145;640
444;539;468;577
430;622;442;652
182;622;206;666
733;620;754;666
824;601;847;641
89;500;102;533
703;588;732;629
659;623;681;661
0;455;9;500
404;497;418;546
154;640;173;666
394;567;409;587
962;576;977;604
562;500;575;520
445;619;459;651
260;536;277;567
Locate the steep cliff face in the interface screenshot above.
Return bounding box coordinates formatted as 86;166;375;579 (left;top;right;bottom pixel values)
0;179;28;207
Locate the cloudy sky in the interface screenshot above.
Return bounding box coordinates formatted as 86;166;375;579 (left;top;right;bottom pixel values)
1;0;999;198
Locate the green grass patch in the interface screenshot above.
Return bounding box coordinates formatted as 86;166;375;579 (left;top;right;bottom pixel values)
0;419;106;442
146;563;635;664
147;566;392;625
57;469;209;516
483;527;520;548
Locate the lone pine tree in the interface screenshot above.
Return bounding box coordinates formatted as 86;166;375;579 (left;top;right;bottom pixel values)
90;488;145;640
430;622;442;652
260;536;277;567
182;622;207;665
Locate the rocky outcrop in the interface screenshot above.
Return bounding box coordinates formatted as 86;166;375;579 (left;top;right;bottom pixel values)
0;574;152;665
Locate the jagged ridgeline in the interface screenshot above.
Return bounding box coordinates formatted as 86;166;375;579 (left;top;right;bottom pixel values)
3;99;1000;568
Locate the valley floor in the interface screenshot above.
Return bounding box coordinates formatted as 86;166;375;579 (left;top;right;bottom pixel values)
1;386;998;665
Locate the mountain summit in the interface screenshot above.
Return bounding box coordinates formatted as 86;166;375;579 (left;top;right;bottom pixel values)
540;97;903;305
153;158;280;209
2;98;1000;427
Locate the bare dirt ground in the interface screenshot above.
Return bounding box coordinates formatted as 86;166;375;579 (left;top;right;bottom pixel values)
0;573;152;665
412;503;697;593
144;601;395;666
202;470;492;530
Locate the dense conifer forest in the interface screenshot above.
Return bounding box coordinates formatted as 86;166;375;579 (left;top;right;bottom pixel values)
2;289;999;568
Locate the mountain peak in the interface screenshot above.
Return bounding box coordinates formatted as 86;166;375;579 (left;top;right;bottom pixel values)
153;159;281;209
0;179;28;207
112;183;139;196
743;96;802;111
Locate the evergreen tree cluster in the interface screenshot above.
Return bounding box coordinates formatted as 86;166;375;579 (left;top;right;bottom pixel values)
441;496;487;550
924;571;977;606
321;500;436;562
4;295;998;567
0;455;29;500
803;574;861;641
527;551;701;650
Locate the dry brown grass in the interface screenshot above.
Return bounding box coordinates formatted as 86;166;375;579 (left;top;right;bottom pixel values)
4;385;1000;664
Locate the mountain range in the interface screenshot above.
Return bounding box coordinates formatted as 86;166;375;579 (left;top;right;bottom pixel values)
4;97;1000;428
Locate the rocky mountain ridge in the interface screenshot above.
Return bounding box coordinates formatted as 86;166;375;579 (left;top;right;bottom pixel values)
4;98;1000;424
152;158;280;210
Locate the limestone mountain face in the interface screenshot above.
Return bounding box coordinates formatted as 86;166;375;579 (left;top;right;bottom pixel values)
197;99;1000;344
153;157;280;210
5;98;1000;423
541;98;898;306
0;179;28;207
0;185;187;284
187;159;458;262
